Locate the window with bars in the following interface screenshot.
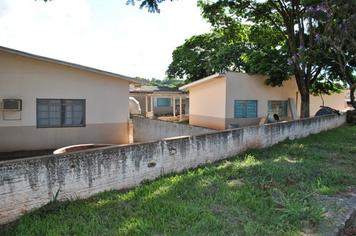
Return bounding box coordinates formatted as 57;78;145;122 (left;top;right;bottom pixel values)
36;99;85;128
268;100;288;117
234;100;258;118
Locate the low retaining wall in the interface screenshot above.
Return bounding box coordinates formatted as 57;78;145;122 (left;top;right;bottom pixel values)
0;114;346;224
132;115;215;142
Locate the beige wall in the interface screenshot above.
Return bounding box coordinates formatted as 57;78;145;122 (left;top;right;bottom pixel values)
0;123;128;151
309;91;349;116
0;51;130;151
187;72;348;130
225;72;298;127
188;76;226;129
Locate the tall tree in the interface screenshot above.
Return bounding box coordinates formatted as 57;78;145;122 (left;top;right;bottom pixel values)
243;23;292;86
309;0;356;108
167;26;249;82
198;0;328;118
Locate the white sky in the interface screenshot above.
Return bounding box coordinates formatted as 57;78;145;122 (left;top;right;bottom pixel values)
0;0;211;79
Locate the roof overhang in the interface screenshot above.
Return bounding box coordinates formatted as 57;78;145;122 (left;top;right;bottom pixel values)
130;91;188;97
179;73;225;91
0;46;140;84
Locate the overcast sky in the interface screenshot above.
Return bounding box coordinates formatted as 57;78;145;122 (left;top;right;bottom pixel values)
0;0;211;79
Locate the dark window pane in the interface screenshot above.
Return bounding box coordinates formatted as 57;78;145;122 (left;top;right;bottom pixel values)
157;98;171;107
37;99;60;127
37;99;85;128
63;100;84;126
268;101;288;117
37;118;49;126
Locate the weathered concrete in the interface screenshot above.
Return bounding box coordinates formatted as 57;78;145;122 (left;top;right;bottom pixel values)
0;114;346;224
314;190;356;236
132;115;215;142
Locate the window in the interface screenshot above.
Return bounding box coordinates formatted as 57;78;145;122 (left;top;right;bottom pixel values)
157;98;171;107
268;100;288;117
37;99;85;128
234;100;258;118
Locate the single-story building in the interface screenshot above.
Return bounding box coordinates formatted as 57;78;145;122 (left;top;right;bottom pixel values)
180;72;349;130
0;46;138;152
130;84;189;118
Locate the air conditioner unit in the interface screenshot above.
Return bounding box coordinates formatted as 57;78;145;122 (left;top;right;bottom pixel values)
2;99;22;111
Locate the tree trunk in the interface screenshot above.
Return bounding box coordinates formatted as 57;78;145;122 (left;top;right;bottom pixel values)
300;91;310;118
350;83;356;109
294;73;311;118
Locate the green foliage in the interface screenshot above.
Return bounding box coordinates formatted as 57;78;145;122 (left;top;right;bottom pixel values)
197;0;349;117
309;0;356;107
167;28;250;82
245;48;290;87
126;0;172;13
167;19;293;85
51;188;61;203
150;78;185;89
2;126;356;235
134;77;185;89
244;23;292;86
167;33;219;81
309;79;344;96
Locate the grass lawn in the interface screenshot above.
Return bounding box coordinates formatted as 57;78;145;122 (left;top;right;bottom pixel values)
1;125;356;236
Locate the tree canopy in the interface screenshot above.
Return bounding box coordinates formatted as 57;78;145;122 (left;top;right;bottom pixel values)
167;1;352;115
197;0;336;117
310;0;356;108
126;0;172;13
40;0;355;112
166;22;293;86
167;25;249;82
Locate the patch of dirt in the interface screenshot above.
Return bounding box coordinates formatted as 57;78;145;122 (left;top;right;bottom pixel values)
157;115;189;123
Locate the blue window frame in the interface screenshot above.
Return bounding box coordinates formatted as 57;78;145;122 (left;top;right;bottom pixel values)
157;98;171;107
268;100;288;117
234;100;258;118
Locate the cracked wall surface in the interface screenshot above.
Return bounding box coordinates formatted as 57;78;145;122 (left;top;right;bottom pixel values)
0;114;346;224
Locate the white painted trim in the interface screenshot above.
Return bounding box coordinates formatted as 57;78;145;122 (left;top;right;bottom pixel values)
179;73;225;90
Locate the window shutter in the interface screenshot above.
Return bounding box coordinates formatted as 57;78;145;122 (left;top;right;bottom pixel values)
234;100;257;118
246;101;257;118
234;101;244;118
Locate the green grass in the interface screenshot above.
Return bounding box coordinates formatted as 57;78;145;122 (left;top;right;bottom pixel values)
2;125;356;236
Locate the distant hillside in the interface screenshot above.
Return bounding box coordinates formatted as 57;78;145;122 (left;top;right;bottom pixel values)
135;77;186;89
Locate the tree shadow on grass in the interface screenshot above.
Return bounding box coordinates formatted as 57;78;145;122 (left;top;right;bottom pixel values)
2;126;356;236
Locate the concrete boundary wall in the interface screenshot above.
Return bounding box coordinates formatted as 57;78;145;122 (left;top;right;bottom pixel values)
0;114;346;224
132;116;215;142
